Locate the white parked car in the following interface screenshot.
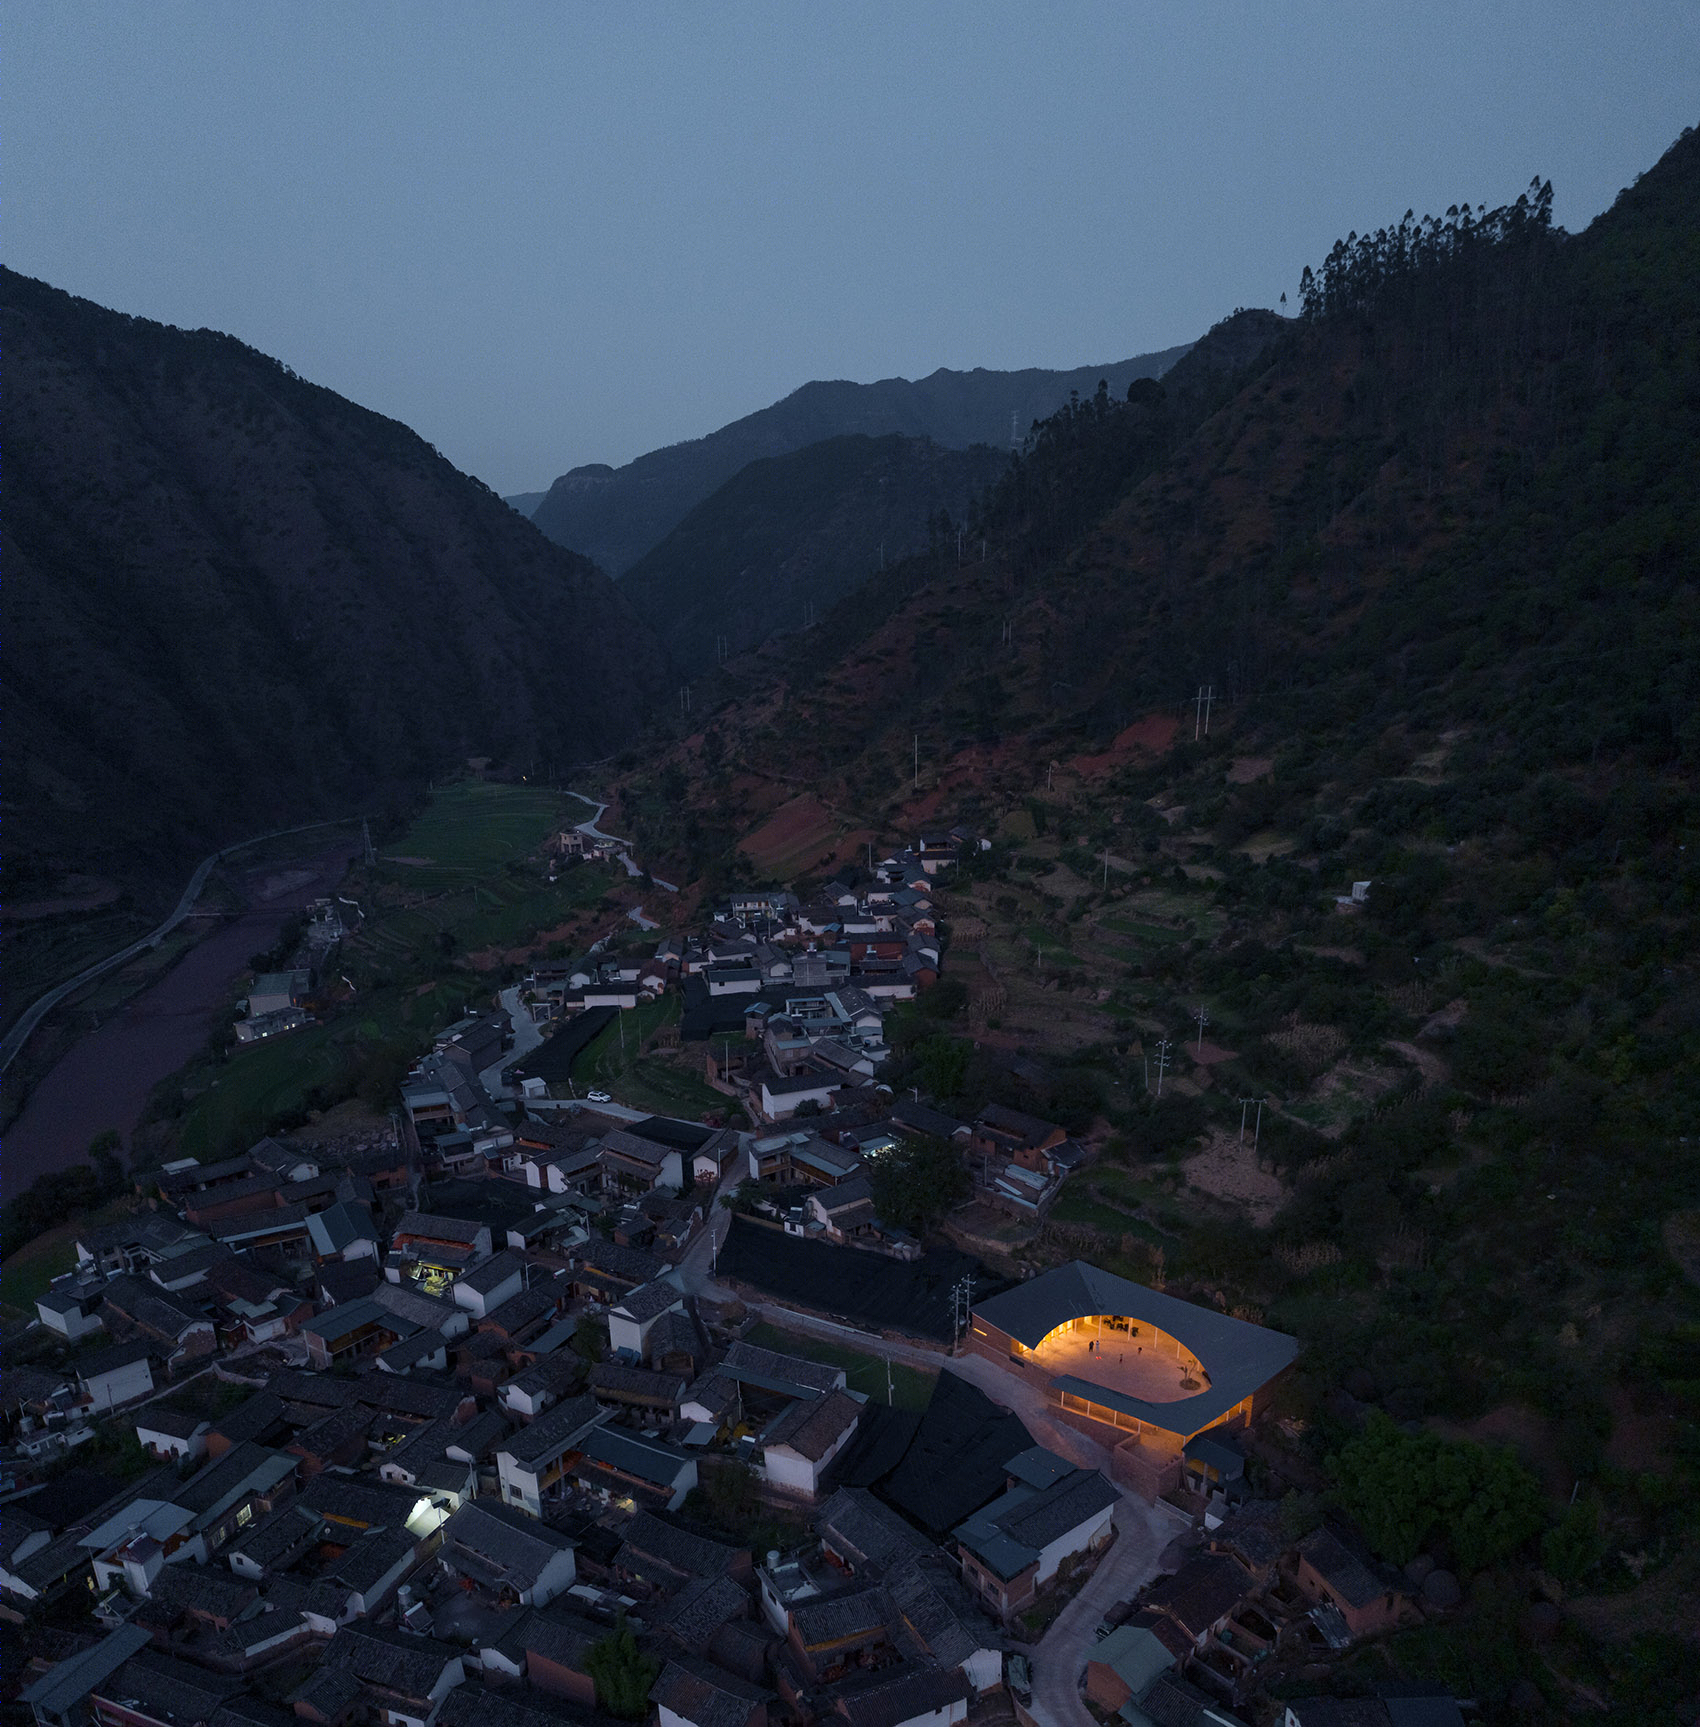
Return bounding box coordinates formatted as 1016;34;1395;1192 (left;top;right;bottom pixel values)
587;1090;611;1103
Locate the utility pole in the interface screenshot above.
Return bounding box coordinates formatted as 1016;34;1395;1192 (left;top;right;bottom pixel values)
886;1356;895;1406
951;1274;976;1350
1194;1005;1211;1053
1238;1096;1267;1149
1153;1039;1172;1098
1102;848;1110;889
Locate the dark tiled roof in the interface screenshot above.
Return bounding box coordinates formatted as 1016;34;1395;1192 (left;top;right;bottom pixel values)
814;1488;930;1574
721;1340;843;1397
599;1129;676;1167
831;1663;971;1727
656;1574;752;1653
135;1405;208;1439
764;1390;862;1463
886;1555;1000;1668
651;1657;771;1727
614;1278;685;1322
302;1472;422;1529
395;1211;485;1245
458;1249;525;1295
997;1470;1118;1552
1283;1703;1393;1727
327;1527;417;1595
1298;1527;1400;1611
500;1392;607;1466
224;1503;325;1571
618;1511;745;1580
1139;1670;1239;1727
882;1374;1032;1533
1210;1499;1287;1572
78;1337;157;1380
316;1621;462;1708
438;1683;613;1727
576;1239;666;1283
93;1651;242;1726
142;1563;260;1621
287;1666;364;1721
1142;1555;1253;1639
441;1500;573;1588
590;1361;687;1403
789;1585;892;1648
173;1442;293;1516
480;1288;555;1336
447;1409;511;1460
494;1604;603;1670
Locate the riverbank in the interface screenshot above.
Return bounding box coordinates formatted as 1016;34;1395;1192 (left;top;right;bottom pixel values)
0;836;363;1202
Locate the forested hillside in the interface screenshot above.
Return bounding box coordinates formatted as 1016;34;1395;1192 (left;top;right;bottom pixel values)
529;345;1190;575
2;269;669;898
601;132;1700;1699
620;433;1010;675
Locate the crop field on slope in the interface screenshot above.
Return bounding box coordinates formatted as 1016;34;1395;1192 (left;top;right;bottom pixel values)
381;781;574;889
738;795;871;879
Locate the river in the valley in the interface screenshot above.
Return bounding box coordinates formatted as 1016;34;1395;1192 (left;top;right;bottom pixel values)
1;838;363;1202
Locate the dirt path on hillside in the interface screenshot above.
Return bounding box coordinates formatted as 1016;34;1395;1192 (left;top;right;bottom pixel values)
1183;1129;1286;1225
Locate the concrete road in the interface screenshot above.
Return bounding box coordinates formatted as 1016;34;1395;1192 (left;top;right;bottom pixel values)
565;791;679;892
1027;1496;1182;1727
480;985;546;1097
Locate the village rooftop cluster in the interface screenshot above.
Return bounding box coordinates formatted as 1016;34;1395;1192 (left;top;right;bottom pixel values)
6;818;1470;1727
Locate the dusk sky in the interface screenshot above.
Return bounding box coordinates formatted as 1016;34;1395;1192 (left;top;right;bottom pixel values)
8;5;1696;495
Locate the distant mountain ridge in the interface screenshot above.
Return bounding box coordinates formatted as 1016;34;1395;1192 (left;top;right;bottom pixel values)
2;268;667;889
530;346;1191;576
621;433;1010;676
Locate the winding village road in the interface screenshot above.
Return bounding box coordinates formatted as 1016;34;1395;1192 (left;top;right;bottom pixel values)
675;1177;1184;1727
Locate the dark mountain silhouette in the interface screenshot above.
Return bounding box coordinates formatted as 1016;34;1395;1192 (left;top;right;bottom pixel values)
529;346;1191;576
2;268;667;891
503;490;548;518
620;433;1010;676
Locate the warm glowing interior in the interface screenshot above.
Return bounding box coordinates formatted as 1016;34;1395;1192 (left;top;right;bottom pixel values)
1010;1313;1209;1405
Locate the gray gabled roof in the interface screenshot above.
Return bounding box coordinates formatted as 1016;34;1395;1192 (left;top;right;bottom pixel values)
953;1468;1118;1582
814;1487;931;1573
440;1500;573;1588
720;1339;843;1398
579;1424;692;1488
612;1277;684;1322
458;1248;525;1295
20;1624;153;1716
651;1657;771;1727
499;1392;608;1467
973;1260;1298;1435
77;1338;157;1382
